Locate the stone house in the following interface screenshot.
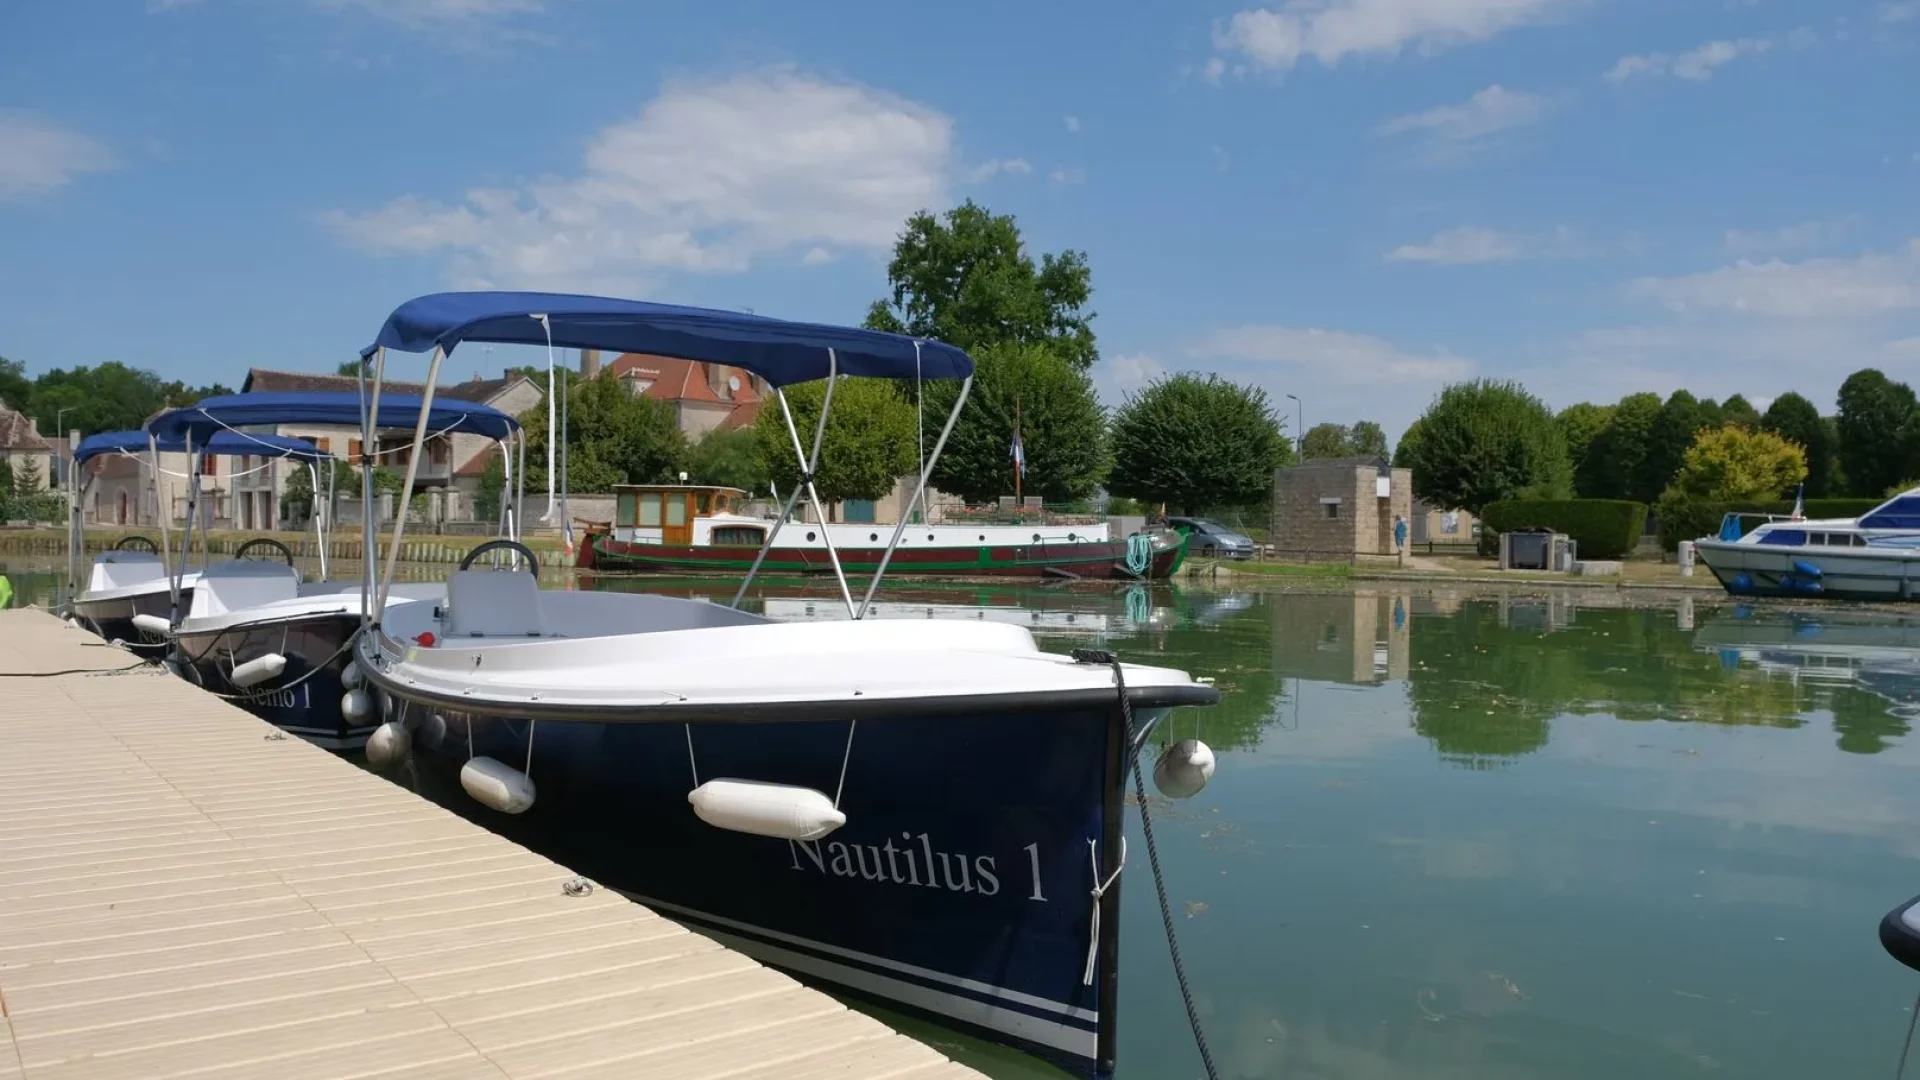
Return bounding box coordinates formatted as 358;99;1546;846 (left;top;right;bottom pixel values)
1409;500;1479;546
233;368;544;530
0;400;55;494
604;353;765;439
1271;457;1414;560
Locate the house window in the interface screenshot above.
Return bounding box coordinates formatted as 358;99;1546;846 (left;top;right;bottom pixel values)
665;495;688;527
348;438;362;459
617;491;638;526
638;492;662;527
1325;503;1339;519
696;493;711;515
713;526;765;546
314;437;331;454
202;454;218;476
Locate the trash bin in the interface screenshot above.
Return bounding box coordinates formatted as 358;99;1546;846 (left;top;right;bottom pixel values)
1505;528;1552;570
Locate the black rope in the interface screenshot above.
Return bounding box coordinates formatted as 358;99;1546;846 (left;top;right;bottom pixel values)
1074;647;1219;1080
0;659;155;677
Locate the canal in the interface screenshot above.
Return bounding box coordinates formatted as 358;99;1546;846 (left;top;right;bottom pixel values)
10;562;1920;1078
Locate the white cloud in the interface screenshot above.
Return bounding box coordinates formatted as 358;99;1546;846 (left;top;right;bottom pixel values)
1723;216;1858;256
1881;2;1920;23
1211;0;1582;74
1200;56;1228;85
1630;240;1920;318
1063;115;1080;133
1605;36;1771;82
325;68;953;291
1212;145;1232;172
0;111;117;200
1378;85;1551;162
1050;166;1086;184
1387;225;1522;264
1105;353;1166;397
800;247;834;266
967;158;1032;182
1190;325;1473;383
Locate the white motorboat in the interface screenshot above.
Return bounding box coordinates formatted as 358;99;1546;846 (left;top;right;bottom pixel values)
1692;486;1920;600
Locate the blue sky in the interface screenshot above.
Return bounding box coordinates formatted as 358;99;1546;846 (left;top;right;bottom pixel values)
2;0;1916;442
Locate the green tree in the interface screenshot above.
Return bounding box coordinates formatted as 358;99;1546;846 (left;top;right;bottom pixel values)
0;356;31;415
280;458;357;521
1106;373;1290;514
1393;418;1424;469
1662;426;1807;502
160;381;234;408
1556;402;1615;497
522;372;685;493
1720;393;1761;430
1301;423;1353;460
755;377;917;503
1760;392;1835;497
685;426;769;493
12;456;43;496
1635;390;1711;504
1350;420;1388;459
26;362;178;436
863;201;1097;371
1836;369;1919;497
1400;379;1571;515
475;455;507;524
1581;392;1661;501
920;342;1107;504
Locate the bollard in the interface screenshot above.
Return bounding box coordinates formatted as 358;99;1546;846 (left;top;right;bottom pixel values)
1677;540;1696;578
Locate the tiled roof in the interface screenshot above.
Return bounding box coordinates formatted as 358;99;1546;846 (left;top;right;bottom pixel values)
0;402;53;451
720;399;761;430
604;353;762;408
240;368;533;405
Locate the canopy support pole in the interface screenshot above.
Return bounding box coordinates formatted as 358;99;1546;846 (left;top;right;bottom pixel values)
310;461;329;581
729;474;808;610
65;446;81;612
170;432;200;629
358;349;385;626
776;351;853;617
150;433;172;614
376;346;444;619
858;373;971;620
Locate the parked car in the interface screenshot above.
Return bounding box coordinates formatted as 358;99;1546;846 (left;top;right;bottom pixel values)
1168;517;1256;560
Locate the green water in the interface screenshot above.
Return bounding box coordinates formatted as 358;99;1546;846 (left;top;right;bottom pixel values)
13;558;1920;1079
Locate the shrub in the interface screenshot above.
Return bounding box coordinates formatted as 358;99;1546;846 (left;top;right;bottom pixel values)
1654;497;1884;551
1479;499;1648;560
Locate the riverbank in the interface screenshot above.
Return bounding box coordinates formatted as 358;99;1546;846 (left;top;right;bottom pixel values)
0;526;576;566
1184;553;1726;593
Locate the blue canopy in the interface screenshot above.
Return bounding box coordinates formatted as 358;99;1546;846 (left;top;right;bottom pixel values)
147;392;521;444
75;429;332;466
360;291;973;387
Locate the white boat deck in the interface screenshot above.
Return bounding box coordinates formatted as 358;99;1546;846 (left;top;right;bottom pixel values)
0;608;985;1080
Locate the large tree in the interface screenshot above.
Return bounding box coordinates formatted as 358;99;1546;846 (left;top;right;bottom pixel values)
1720;393;1762;430
24;362;174;436
1635;390;1712;504
1107;373;1290;514
864;201;1097;371
1400;379;1571;515
1556;402;1614;498
755;377;917;504
521;371;685;493
1581;392;1661;502
1760;392;1835;497
1300;421;1389;460
1836;368;1919;497
1662;426;1807;503
685;426;769;493
920;342;1107;504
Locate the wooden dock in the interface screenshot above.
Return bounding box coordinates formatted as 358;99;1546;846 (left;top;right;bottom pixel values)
0;608;986;1080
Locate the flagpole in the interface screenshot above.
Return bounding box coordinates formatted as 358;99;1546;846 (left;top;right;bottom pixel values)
1013;399;1023;504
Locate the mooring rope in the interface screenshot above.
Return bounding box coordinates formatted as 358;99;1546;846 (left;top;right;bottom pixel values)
1897;987;1920;1080
1075;647;1219;1080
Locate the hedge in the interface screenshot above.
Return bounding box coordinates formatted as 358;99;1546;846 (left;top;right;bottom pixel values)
1479;499;1648;560
1654;498;1884;551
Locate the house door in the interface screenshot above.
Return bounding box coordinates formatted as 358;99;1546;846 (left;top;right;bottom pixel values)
117;491;128;525
662;492;693;545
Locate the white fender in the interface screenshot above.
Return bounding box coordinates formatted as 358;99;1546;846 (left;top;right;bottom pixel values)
364;720;410;769
229;652;286;689
340;660;365;690
461;756;537;814
688;779;845;841
340;688;375;724
1152;739;1217;800
416;710;447;750
131;614;170;637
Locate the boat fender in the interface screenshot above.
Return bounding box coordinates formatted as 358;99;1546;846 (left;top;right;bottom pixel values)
131;613;170;637
416;710;447;750
1792;560;1823;578
364;720;411;770
461;756;536;814
341;688;375;725
1731;573;1753;593
229;652;287;689
688;779;846;841
1153;739;1217;800
340;660;365;690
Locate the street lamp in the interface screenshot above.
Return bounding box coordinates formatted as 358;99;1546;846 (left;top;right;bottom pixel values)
1284;393;1303;457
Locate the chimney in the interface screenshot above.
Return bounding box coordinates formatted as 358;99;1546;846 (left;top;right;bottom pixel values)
27;415;37;438
580;348;601;380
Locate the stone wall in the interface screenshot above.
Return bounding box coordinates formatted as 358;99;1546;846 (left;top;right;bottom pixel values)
1271;461;1414;559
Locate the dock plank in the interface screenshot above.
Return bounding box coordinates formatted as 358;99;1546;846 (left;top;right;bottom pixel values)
0;609;986;1080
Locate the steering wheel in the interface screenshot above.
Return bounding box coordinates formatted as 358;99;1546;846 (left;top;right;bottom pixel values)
234;537;296;567
111;535;159;553
460;539;540;572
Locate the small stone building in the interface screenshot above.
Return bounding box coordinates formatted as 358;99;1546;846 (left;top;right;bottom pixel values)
1271;457;1414;560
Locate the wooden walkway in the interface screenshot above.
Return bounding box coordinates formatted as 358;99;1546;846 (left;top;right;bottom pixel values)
0;608;985;1080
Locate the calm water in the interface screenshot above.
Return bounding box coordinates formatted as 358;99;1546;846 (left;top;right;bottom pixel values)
12;558;1920;1079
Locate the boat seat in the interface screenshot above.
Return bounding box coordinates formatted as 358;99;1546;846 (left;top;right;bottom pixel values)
444;569;547;638
87;551;166;593
188;561;301;620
